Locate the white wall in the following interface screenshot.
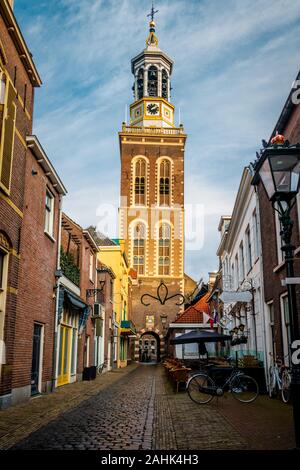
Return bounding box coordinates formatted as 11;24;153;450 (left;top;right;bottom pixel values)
219;169;267;370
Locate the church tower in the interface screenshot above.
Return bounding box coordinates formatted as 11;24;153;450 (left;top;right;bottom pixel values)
119;7;186;362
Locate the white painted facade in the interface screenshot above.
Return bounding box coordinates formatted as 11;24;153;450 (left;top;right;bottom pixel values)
217;167;268;371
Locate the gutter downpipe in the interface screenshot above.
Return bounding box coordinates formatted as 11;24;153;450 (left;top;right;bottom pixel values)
51;196;63;392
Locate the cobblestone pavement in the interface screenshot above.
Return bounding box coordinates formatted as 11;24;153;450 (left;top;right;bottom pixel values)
2;365;295;450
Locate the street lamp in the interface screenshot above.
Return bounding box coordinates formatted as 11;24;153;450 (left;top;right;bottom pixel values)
252;134;300;448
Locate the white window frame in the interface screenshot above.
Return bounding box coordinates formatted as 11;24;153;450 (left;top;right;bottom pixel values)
33;322;44;394
245;226;252;273
274;210;283;265
85;335;90;367
234;255;239;289
89;252;94;282
44;189;55;237
252;210;259;261
266;300;276;360
280;293;291;366
239;242;245;282
0;247;9;366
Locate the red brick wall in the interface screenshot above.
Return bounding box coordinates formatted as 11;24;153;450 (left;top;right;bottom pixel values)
0;10;36;397
11;149;61;392
61;215;98;374
259;102;300;357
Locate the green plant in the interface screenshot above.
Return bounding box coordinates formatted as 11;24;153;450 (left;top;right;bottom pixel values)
60;247;80;286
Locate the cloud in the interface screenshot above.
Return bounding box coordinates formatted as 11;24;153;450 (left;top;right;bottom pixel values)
15;0;300;280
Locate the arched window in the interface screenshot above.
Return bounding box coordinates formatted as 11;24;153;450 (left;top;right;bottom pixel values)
134;159;146;205
133;223;145;275
148;66;158;97
162;69;168;100
137;68;144;100
159;160;171;206
158;223;171;276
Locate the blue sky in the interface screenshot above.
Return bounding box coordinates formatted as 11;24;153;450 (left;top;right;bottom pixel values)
15;0;300;281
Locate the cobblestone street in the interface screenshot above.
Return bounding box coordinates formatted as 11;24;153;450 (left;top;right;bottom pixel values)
0;365;295;451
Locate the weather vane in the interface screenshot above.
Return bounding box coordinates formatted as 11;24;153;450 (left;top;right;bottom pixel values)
147;1;158;22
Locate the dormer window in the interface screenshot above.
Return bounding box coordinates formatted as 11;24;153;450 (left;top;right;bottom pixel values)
148;66;158;97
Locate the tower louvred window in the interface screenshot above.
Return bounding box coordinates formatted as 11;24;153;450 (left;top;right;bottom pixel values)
0;79;16;193
133;223;145;275
137;68;144;99
158;223;171;275
134;159;147;205
159;160;171;206
162;70;168;100
148;66;158;97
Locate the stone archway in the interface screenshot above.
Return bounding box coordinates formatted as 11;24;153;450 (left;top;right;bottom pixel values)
139;331;161;363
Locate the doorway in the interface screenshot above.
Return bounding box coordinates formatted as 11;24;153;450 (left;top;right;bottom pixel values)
57;325;72;386
31;323;44;396
139;332;160;363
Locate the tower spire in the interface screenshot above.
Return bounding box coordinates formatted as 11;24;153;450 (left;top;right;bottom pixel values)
146;2;159;47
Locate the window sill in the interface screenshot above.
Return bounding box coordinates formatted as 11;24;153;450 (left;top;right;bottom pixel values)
273;261;285;273
44;231;56;243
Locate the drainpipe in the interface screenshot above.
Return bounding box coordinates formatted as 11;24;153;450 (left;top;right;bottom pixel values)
51;196;63;392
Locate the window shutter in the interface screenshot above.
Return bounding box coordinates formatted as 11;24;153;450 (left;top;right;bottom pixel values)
0;80;16;192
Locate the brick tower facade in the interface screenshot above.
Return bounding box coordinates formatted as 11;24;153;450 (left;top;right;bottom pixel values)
119;15;186;362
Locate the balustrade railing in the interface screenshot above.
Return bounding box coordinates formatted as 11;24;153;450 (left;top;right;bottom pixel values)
121;125;184;136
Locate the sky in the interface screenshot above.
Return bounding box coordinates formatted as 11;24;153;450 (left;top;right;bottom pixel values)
14;0;300;282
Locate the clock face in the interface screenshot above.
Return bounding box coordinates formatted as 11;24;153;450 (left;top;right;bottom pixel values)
147;103;159;115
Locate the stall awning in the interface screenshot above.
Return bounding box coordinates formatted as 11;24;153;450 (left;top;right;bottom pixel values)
57;286;90;330
170;330;231;345
120;320;136;336
65;290;87;310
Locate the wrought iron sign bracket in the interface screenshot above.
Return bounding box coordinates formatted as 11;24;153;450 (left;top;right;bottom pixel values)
141;280;185;307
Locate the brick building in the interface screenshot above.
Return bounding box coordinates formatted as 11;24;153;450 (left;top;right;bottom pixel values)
55;214;100;387
0;1;68;408
10;137;66;406
256;70;300;369
119;18;186;363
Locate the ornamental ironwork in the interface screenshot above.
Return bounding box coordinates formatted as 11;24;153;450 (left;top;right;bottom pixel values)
86;281;105;299
141;280;185;307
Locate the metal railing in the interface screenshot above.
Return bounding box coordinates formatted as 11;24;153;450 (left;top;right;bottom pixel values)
121;125;185;136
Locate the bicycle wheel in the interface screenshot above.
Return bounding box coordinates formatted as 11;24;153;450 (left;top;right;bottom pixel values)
187;373;215;404
231;374;259;403
281;370;291;404
268;366;276;398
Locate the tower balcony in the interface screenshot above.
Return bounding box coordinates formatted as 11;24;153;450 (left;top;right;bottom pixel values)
121;124;185;136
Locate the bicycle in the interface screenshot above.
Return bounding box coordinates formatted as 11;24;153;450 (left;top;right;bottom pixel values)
186;357;259;404
97;361;107;375
268;353;291;404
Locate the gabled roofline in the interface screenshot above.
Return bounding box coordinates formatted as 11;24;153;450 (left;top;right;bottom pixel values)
0;1;42;86
83;230;99;252
26;135;67;195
